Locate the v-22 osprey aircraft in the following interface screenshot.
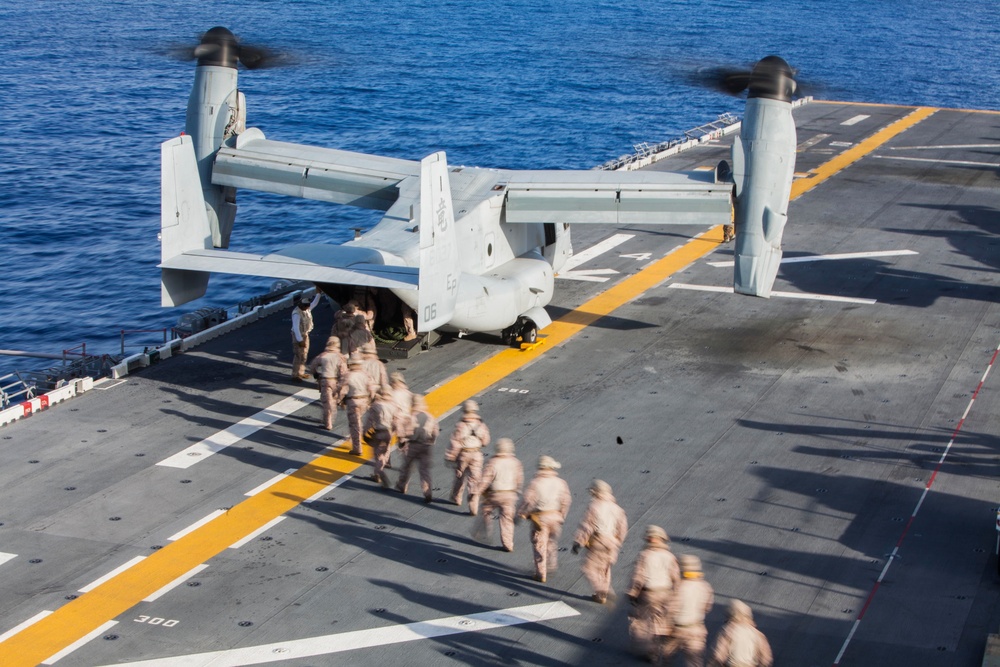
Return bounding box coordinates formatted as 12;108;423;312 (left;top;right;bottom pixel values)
160;27;797;345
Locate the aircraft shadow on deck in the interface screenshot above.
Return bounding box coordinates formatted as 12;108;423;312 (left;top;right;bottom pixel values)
544;306;657;331
778;259;1000;309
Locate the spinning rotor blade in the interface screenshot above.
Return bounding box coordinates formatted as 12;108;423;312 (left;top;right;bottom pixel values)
683;56;808;100
162;27;294;70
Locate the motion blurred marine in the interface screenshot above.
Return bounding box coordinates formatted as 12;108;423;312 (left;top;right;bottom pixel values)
518;455;572;583
626;525;682;661
708;600;773;667
340;354;377;456
360;341;390;394
363;388;398;488
476;438;524;552
572;479;628;604
445;400;491;515
332;301;357;353
308;336;348;431
394;394;439;503
661;555;714;667
389;371;413;416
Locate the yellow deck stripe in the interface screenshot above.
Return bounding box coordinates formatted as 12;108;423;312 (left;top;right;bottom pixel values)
813;99;1000;115
792;107;937;200
0;103;937;666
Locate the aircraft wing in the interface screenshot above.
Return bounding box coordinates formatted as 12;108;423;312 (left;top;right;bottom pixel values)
503;168;732;226
160;244;418;290
212;128;421;210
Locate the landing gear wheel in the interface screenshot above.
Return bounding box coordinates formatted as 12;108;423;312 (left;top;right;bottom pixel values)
501;326;517;347
521;322;537;345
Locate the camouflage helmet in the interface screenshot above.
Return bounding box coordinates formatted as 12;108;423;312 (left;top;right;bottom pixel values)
362;341;378;355
679;554;702;573
589;479;612;498
412;394;428;411
348;353;364;367
538;455;561;470
729;599;753;622
462;399;479;413
325;336;341;351
390;371;406;385
495;438;515;455
645;525;668;542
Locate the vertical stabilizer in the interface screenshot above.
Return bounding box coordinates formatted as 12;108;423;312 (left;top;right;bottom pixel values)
417;152;460;331
160;135;212;306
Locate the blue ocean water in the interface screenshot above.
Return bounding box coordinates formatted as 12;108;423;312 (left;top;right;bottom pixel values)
1;0;998;377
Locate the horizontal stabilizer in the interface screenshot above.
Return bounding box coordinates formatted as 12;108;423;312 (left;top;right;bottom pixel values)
213;132;421;211
505;169;732;225
160;244;418;290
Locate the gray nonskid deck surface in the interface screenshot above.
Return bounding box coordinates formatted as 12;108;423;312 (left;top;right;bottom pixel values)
1;102;999;666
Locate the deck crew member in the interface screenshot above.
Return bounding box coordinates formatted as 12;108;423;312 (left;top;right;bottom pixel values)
339;354;377;456
444;399;491;515
660;555;714;666
518;455;572;583
308;336;348;431
394;394;438;502
626;525;682;661
291;293;320;380
571;479;628;604
362;388;397;488
475;438;523;552
708;600;773;667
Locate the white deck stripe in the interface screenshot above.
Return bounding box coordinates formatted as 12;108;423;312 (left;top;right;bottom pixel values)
228;516;286;549
101;601;579;666
0;610;52;644
559;233;634;272
841;114;870;126
157;389;318;469
41;620;117;665
303;474;354;503
245;469;298;497
167;509;226;542
0;552;16;567
143;564;209;602
872;155;1000;168
668;283;877;304
707;249;917;267
79;556;147;593
556;268;619;282
888;143;1000;150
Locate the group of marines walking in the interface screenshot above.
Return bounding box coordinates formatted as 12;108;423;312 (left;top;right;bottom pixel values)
293;294;772;666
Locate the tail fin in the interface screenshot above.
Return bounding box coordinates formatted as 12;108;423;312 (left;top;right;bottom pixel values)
160;135;212;306
417;151;460;331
